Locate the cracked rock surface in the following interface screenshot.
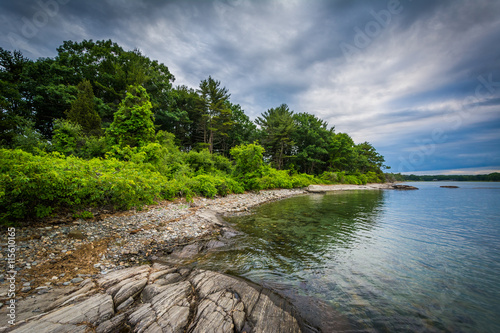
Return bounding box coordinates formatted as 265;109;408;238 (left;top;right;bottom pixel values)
2;264;303;333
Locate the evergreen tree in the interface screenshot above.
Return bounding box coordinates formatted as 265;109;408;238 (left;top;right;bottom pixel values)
256;104;295;170
106;85;156;148
66;80;102;136
197;76;231;154
291;112;333;174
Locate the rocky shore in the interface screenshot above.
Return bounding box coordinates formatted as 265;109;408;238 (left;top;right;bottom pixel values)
0;184;395;332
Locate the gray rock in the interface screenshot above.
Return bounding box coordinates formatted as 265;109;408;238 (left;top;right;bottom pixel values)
3;265;304;333
155;273;182;286
70;277;83;284
96;313;129;333
170;243;200;259
41;293;114;325
116;296;134;312
204;239;226;250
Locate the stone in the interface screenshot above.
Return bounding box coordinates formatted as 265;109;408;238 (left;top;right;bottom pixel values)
2;265;304;333
392;184;419;190
97;265;150;290
116;296;134;312
204;239;226;250
70;277;83;284
95;313;129;333
67;230;86;239
170;243;200;259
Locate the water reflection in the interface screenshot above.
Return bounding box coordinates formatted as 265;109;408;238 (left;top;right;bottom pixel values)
220;191;386;277
196;191;386;332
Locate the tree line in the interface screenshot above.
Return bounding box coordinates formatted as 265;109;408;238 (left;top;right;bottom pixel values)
1;40;393;224
402;173;500;182
1;39;387;177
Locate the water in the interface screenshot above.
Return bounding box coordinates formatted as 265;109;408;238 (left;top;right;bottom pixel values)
195;182;500;332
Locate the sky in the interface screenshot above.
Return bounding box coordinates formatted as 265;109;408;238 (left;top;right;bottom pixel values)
1;0;499;175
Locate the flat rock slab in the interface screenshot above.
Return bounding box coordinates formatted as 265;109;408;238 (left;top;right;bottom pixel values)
2;264;304;333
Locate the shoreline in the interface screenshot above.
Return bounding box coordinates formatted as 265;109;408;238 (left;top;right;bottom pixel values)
0;184;392;331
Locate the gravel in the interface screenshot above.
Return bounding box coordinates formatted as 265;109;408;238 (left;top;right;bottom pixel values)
0;188;306;296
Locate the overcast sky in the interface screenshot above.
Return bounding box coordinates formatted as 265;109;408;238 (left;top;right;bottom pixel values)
1;0;499;174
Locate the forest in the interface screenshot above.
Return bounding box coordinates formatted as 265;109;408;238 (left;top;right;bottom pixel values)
402;173;500;182
0;40;389;225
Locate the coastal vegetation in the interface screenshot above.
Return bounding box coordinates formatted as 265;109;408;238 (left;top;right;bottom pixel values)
401;173;500;182
0;40;389;225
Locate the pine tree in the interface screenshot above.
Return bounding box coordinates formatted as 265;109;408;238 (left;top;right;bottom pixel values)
66;80;102;136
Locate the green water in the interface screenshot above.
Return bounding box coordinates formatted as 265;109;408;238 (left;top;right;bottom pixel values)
196;182;500;332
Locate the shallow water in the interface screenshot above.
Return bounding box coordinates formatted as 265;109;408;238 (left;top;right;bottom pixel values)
196;182;500;332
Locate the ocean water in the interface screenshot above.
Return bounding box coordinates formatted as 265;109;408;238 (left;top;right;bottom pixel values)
195;182;500;332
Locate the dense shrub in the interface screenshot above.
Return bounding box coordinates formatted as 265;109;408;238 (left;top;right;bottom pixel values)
186;174;244;199
0;149;170;224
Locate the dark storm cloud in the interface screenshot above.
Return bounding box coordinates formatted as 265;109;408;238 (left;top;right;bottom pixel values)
1;0;499;174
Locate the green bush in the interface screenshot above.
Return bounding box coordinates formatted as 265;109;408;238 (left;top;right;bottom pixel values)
186;174;244;198
319;171;338;184
185;149;215;174
0;149;170;225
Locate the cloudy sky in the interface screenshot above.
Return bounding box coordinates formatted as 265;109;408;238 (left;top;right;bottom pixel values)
1;0;499;174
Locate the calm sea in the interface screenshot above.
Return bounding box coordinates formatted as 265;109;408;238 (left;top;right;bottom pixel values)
196;182;500;332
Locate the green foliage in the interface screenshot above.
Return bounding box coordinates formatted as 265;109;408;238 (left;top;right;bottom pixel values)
1;41;393;224
11;120;48;154
256;104;295;170
230;143;266;190
401;173;500;182
0;149;170;225
291;112;333;174
106;85;156;148
186;174;243;198
320;171;339;184
52;119;85;156
365;171;384;183
73;210;94;219
66;80;102;136
197;76;232;154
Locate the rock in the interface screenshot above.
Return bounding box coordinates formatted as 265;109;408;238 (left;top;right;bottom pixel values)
70;277;83;284
170;243;200;259
189;270;302;332
21;287;31;293
116;296;134;312
392;184;419;190
440;185;459;188
97;265;150;290
95;313;129;333
204;239;226;250
67;230;86;239
4;256;306;332
155;273;182;286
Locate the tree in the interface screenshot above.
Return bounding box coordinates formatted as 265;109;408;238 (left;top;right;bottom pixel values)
106;85;156;148
197;76;231;154
66;80;102;136
52;119;85;156
291;112;334;174
255;104;295;170
327;132;356;171
0;48;32;144
226;101;257;150
156;85;199;149
230;143;266;190
355;141;388;173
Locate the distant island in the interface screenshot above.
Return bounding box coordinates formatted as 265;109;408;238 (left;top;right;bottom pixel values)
396;173;500;182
